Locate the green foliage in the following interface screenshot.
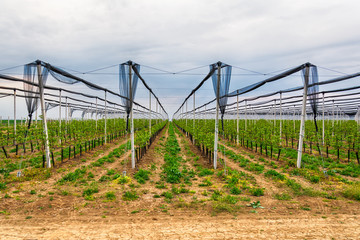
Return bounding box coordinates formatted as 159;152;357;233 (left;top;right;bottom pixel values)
117;176;131;184
161;191;174;199
264;170;286;181
83;185;99;197
249;201;264;209
0;182;6;190
197;167;214;177
274;193;292;200
134;168;151;184
105;191;116;201
123;191;139;201
229;186;242;195
58;168;87;184
249;187;264;196
343;183;360;201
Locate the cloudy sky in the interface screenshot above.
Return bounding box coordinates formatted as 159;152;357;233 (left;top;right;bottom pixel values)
0;0;359;119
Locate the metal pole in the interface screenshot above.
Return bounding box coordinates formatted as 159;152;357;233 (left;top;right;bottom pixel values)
13;89;16;145
149;91;151;135
236;94;239;145
104;91;107;143
129;63;135;169
37;62;51;168
95;97;98;131
65;97;68;125
297;65;309;168
293;105;296;131
193;92;195;144
322;92;325;145
280;92;282;143
186;100;188;135
213;62;221;169
245;100;247;132
332;100;335;136
59;89;61;142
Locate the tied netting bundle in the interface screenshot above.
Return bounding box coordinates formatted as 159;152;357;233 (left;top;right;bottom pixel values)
210;62;232;131
23;62;49;130
301;64;319;130
119;61;140;131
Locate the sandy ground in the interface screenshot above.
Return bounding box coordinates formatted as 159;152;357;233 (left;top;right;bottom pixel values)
0;213;359;240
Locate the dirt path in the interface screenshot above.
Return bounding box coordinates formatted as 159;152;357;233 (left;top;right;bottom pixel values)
0;213;359;240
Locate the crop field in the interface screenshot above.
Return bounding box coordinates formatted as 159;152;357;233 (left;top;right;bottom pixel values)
0;60;360;239
0;119;359;239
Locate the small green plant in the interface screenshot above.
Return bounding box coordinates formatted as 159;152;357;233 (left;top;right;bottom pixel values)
0;182;7;190
274;193;292;200
61;190;69;196
342;183;360;201
83;186;99;197
30;190;36;195
249;201;264;209
250;187;264;196
105;191;116;201
300;206;311;211
134;168;151;184
117;176;131;184
155;182;167;189
161;191;174;199
122;191;139;201
198;178;212;187
230;186;242;195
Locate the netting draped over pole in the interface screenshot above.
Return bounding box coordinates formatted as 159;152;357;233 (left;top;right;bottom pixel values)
119;61;139;131
297;64;310;168
305;65;319;130
36;61;51;168
23;63;49;131
211;62;232;131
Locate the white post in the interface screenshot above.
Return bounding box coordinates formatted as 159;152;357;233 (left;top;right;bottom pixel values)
193;93;195;144
65;97;68;125
213;63;221;169
186;100;188;135
322;92;325;145
37;63;51;168
156;100;158;125
245;100;247;132
297;65;309;168
95;97;98;131
13;89;16;145
104;91;107;143
236;94;239;145
332;100;335;136
293;105;296;131
149;91;152;135
59;90;61;143
279;92;282;143
129;63;135;169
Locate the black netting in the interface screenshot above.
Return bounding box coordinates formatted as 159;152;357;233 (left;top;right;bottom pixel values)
119;61;139;131
23;62;49;129
210;62;232;131
45;102;58;113
301;65;320;130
